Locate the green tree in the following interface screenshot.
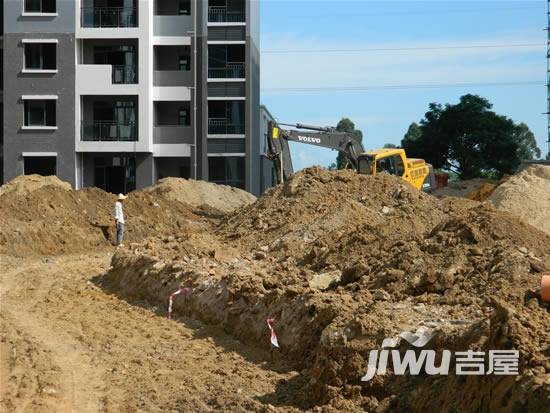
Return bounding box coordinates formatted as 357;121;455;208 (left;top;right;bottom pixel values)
327;162;337;171
514;122;541;160
335;118;363;169
402;122;422;146
401;95;541;179
383;143;397;148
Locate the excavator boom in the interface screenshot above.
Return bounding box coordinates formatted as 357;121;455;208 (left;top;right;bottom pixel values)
266;121;365;184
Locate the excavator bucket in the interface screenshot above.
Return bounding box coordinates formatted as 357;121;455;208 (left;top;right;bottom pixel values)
266;122;294;184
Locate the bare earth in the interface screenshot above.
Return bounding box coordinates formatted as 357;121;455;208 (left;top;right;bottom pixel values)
1;171;549;412
0;253;300;413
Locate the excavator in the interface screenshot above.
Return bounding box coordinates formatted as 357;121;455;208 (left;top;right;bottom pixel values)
266;121;436;191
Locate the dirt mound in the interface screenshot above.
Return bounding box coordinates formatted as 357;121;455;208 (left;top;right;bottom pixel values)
221;167;445;258
101;168;550;411
143;177;256;214
0;176;209;256
489;165;550;236
465;181;499;201
0;174;71;197
432;178;494;199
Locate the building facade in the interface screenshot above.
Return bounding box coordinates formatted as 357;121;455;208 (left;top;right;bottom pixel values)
2;0;262;195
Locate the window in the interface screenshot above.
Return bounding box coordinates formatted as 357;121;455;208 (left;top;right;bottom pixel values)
178;109;189;126
24;0;56;13
179;56;189;71
178;0;191;15
24;100;56;127
24;43;56;70
24;156;56;176
376;154;405;176
208;157;245;189
358;156;374;175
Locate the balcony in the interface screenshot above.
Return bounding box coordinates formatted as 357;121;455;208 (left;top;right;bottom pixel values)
208;6;245;23
111;65;137;84
154;0;192;36
208;27;246;42
153;15;193;37
154;126;193;144
81;121;137;142
208;82;245;98
208;118;244;135
154;46;192;87
154;71;193;87
81;6;137;28
154;101;192;144
78;40;138;88
208;63;245;79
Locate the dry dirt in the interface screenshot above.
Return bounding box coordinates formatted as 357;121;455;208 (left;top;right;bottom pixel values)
1;170;549;412
489;165;550;236
431;178;495;199
0;253;305;413
100;168;550;412
0;175;253;257
143;177;256;215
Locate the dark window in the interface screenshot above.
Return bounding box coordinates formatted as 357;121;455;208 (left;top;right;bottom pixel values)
178;56;189;71
25;0;56;13
393;155;405;176
208;157;245;189
178;0;191;15
24;100;56;126
207;138;245;153
376;154;404;176
24;43;56;70
24;157;56;176
93;156;136;194
178;108;189;126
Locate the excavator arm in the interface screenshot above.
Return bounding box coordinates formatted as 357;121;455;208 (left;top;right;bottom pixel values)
266;122;365;184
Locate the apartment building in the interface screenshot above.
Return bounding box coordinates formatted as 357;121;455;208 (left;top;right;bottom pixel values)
2;0;262;195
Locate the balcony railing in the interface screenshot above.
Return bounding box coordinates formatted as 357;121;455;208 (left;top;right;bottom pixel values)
208;6;245;23
208;118;244;135
81;121;137;142
208;63;245;79
112;65;137;84
153;70;193;86
154;125;193;144
81;7;137;28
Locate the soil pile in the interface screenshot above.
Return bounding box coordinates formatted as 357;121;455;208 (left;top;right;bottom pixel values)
0;175;208;256
0;174;71;196
432;178;494;199
221;167;446;261
489;165;550;236
102;167;550;412
143;177;256;214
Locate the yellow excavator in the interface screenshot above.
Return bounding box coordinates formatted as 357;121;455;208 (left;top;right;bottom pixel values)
267;122;435;191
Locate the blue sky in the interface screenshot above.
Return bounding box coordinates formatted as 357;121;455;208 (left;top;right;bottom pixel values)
259;0;547;170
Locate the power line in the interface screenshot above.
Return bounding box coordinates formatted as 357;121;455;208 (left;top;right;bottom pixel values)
264;5;544;20
262;80;544;93
262;43;544;54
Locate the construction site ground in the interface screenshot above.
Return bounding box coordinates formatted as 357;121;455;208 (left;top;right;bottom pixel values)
1;252;302;412
1;169;549;412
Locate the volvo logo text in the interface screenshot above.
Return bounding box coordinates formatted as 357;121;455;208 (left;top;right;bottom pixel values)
298;136;321;144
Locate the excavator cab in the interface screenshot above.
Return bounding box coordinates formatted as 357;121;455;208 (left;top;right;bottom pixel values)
357;149;433;191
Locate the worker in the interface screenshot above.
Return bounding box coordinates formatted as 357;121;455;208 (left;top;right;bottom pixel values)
114;193;127;246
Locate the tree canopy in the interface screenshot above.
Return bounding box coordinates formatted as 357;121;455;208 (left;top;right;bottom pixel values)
401;94;541;179
335;118;363;169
